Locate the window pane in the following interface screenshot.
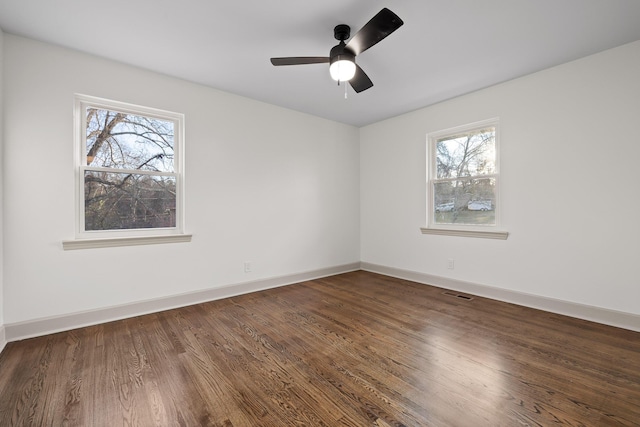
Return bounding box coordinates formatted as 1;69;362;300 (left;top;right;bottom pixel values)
84;171;176;230
86;108;174;172
436;127;495;179
433;178;496;225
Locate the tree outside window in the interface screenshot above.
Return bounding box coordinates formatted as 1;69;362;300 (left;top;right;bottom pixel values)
428;119;499;228
75;95;184;236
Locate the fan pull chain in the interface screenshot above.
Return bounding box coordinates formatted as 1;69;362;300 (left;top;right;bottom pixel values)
344;81;348;99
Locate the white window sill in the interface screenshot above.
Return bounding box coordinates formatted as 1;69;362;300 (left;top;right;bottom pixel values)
420;227;509;240
62;234;192;250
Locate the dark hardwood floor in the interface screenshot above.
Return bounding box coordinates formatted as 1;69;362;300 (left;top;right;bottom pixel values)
1;271;639;426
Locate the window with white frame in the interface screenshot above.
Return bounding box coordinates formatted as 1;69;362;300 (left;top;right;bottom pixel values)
73;94;185;240
424;118;507;239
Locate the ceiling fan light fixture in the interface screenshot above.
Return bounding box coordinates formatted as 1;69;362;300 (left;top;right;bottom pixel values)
270;8;404;93
329;58;356;81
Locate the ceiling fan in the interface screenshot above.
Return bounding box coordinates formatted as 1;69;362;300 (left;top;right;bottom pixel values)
270;8;404;93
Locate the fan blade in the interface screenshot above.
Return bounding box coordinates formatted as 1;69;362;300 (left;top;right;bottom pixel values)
345;8;404;56
270;57;330;66
349;64;373;93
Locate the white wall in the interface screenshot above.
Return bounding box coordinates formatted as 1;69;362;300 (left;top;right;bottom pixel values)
0;28;5;350
361;40;640;316
3;35;360;325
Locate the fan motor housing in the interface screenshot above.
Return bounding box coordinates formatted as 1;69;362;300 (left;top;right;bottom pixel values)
331;25;355;65
330;43;355;65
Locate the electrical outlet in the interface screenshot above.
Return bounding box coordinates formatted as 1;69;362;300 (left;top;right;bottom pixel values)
447;259;455;270
244;261;252;273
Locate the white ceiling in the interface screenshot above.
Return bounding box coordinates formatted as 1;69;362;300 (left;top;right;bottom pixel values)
1;0;640;127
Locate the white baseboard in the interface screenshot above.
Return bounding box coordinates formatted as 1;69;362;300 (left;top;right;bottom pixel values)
361;262;640;333
5;261;637;347
0;325;6;354
4;262;360;343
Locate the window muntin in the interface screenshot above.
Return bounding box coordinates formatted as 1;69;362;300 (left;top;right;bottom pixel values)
428;119;499;229
75;95;184;237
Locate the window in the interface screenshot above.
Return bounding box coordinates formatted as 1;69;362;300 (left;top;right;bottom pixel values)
66;95;189;249
422;118;508;239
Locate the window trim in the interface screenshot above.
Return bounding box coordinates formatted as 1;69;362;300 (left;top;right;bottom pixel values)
419;227;508;240
423;118;508;239
62;234;192;250
68;94;189;248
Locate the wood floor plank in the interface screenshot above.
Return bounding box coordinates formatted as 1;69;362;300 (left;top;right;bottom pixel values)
1;270;639;426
